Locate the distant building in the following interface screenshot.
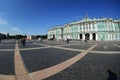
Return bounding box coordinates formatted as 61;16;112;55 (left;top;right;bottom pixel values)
48;26;63;40
27;36;32;40
47;17;120;41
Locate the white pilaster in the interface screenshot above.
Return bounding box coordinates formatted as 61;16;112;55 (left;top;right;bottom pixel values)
81;24;83;31
91;23;93;31
78;24;80;32
83;34;85;40
111;34;112;40
96;33;98;40
96;24;98;31
88;23;89;31
90;34;92;40
78;34;80;39
105;33;106;41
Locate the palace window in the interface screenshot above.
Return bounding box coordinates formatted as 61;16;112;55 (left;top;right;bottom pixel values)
86;26;88;29
83;26;85;30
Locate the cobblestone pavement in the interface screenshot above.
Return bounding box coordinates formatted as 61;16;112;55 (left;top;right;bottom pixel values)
0;39;120;80
0;51;14;75
44;53;120;80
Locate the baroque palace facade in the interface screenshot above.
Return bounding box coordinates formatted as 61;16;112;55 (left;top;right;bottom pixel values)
47;17;120;41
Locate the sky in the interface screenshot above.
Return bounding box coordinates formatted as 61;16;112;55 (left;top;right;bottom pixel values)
0;0;120;35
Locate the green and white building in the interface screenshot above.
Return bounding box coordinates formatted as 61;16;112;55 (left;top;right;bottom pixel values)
48;17;120;41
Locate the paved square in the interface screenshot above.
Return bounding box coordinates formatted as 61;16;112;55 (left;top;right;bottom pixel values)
93;43;120;51
0;43;15;49
0;40;120;80
0;51;14;75
44;53;120;80
61;43;95;50
20;48;79;73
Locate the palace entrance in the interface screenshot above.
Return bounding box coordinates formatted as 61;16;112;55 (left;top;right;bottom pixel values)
79;34;82;40
93;33;96;40
53;35;55;39
85;33;90;40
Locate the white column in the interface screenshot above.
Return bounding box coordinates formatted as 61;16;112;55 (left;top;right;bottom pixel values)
91;23;93;31
78;34;80;39
90;34;92;40
113;23;115;31
113;34;115;40
107;21;109;31
84;24;86;31
96;33;98;41
81;24;83;31
105;34;106;41
78;24;80;32
77;24;80;32
106;33;108;41
88;23;89;31
83;34;85;40
95;24;98;31
111;34;112;41
109;33;111;41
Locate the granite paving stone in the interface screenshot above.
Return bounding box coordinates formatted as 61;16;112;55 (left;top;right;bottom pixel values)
93;44;120;51
0;44;15;49
61;44;94;50
44;53;120;80
0;51;15;75
20;48;79;73
18;43;45;49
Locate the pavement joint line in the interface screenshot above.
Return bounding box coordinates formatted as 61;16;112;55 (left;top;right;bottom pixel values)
113;44;120;48
0;46;50;51
34;42;95;47
29;43;97;80
89;51;120;54
0;49;15;51
33;43;50;47
34;43;83;52
34;43;120;53
14;42;32;80
0;43;120;53
19;46;50;51
56;43;81;47
0;42;120;52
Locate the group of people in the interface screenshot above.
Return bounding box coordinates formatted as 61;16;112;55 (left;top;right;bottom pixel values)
20;38;26;46
64;38;88;43
63;38;69;43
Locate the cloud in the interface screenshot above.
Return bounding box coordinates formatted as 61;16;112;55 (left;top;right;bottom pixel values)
0;19;8;25
0;12;8;25
11;27;22;33
0;12;23;34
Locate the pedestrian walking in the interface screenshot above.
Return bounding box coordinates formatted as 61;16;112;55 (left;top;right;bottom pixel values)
67;38;69;43
23;38;26;46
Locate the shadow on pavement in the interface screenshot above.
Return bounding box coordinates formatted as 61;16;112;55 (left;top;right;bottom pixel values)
107;69;118;80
